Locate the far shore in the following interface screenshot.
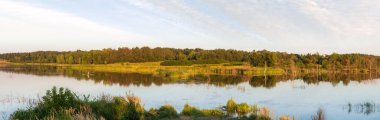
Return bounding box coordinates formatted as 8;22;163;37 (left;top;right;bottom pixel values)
3;62;378;79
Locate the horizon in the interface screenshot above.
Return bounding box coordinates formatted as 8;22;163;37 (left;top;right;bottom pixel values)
0;0;379;55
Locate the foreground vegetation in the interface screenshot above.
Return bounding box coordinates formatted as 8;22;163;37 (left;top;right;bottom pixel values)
11;87;281;120
0;47;378;72
9;87;327;120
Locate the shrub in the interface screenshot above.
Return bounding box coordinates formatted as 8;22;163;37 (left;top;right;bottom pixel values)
145;108;159;120
11;87;84;119
226;99;237;115
157;104;178;119
122;96;145;120
181;104;226;118
113;97;127;119
41;87;82;111
236;103;251;116
10;109;38;120
181;104;204;117
201;109;224;117
122;102;141;120
89;98;115;120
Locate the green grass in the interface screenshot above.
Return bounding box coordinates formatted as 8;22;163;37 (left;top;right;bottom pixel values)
10;62;285;80
8;61;377;82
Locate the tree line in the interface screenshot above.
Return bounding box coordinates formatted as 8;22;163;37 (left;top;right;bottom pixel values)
0;47;378;69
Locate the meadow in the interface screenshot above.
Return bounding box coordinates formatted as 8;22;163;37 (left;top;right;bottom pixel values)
10;62;285;80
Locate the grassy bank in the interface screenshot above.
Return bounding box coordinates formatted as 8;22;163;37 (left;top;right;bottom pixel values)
11;87;278;120
9;62;284;79
6;61;377;81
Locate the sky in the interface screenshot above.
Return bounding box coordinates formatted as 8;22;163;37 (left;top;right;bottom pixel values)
0;0;379;55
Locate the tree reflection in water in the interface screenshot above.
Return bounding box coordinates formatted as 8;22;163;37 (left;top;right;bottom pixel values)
344;102;380;115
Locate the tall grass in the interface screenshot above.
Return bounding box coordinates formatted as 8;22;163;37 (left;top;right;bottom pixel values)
11;62;285;80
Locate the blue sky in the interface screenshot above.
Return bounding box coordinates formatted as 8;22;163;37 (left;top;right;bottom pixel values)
0;0;379;55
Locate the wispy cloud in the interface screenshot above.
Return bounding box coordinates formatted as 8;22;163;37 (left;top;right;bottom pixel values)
204;0;380;54
0;0;378;55
0;0;147;53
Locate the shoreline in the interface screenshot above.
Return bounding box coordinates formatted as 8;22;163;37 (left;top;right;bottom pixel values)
4;62;378;78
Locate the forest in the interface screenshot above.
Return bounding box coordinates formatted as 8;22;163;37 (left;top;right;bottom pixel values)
0;47;379;70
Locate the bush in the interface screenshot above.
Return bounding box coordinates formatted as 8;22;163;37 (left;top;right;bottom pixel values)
226;99;237;115
41;87;82;111
181;104;204;117
89;99;115;120
123;102;142;120
89;96;131;120
236;103;251;116
122;96;145;120
11;87;84;119
157;104;178;119
145;108;159;120
201;109;224;117
181;104;225;118
11;109;38;120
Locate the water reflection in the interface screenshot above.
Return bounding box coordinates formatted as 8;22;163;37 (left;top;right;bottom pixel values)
1;64;380;120
250;76;278;88
0;64;379;89
344;102;380;115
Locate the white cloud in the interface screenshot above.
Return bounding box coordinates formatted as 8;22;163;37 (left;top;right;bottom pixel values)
0;0;378;55
0;0;148;53
205;0;380;54
125;0;256;40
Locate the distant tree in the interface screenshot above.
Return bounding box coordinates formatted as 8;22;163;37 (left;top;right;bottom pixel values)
0;47;377;71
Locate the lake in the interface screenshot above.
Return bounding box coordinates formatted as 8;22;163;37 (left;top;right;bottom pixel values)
0;65;379;120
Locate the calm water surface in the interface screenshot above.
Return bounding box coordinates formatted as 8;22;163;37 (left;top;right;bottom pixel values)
0;65;379;120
